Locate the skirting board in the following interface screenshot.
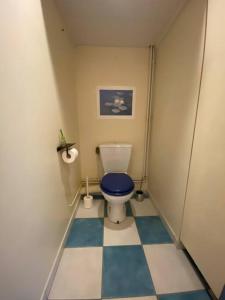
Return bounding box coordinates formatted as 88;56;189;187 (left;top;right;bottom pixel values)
148;190;183;248
40;185;82;300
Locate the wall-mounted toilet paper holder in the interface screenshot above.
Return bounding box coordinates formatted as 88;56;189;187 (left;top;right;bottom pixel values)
57;143;76;159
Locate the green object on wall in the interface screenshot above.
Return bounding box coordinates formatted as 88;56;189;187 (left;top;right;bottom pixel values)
59;129;67;145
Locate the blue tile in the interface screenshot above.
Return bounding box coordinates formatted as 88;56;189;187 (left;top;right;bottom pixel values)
126;201;133;216
104;200;108;217
104;201;133;217
135;216;173;244
158;290;211;300
102;245;155;298
65;218;103;247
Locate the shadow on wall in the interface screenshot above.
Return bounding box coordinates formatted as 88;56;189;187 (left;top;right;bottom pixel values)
57;155;74;200
41;0;81;204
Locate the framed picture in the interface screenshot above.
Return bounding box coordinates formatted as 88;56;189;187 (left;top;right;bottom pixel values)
97;86;135;118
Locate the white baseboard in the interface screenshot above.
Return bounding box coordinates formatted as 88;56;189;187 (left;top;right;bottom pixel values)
148;189;182;246
40;185;82;300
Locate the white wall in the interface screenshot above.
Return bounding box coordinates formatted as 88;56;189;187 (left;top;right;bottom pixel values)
181;0;225;297
75;46;149;181
148;0;207;239
0;1;80;300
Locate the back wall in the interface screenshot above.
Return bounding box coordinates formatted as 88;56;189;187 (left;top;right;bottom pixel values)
75;46;149;181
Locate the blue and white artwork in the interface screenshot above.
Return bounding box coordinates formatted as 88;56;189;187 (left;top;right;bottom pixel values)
98;88;134;117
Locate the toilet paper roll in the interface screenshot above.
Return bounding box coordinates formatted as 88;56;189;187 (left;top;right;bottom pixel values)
62;148;78;164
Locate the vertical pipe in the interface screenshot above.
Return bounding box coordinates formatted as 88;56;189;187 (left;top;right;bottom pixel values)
142;45;156;187
86;177;89;196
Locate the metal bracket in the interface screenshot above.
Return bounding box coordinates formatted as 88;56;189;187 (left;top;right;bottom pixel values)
56;143;75;158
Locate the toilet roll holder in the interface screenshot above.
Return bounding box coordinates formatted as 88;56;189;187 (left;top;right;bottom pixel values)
57;129;76;159
57;143;76;159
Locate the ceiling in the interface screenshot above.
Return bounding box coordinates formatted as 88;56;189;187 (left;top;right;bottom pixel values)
55;0;187;47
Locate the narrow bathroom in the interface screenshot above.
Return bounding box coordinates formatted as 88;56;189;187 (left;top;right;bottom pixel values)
1;1;225;300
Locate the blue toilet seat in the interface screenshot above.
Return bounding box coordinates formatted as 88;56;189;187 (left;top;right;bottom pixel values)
100;173;134;196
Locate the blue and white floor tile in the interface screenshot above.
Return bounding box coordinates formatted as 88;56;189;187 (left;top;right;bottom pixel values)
136;216;173;244
76;198;104;218
66;218;103;247
48;247;102;299
49;197;211;300
102;245;155;298
158;290;211;300
143;244;204;294
130;198;158;217
104;217;141;246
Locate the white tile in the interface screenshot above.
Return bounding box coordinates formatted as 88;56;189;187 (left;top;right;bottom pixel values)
104;217;141;246
143;244;203;294
75;198;104;218
48;247;102;299
102;297;157;300
130;198;158;216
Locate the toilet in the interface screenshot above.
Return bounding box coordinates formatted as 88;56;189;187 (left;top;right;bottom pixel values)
99;144;134;223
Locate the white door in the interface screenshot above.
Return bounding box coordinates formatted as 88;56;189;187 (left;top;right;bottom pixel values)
181;0;225;298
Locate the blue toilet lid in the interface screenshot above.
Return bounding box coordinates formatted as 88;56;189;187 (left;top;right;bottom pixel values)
101;173;134;196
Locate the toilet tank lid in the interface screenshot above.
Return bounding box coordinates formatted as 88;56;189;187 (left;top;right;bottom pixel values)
99;144;132;148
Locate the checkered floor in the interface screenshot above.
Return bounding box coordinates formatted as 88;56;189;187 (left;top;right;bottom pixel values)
49;196;211;300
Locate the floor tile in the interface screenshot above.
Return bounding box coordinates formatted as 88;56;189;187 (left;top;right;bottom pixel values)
135;216;173;244
104;200;108;217
158;290;211;300
104;217;141;246
131;198;158;217
66;218;103;247
76;198;104;218
104;201;133;217
126;201;133;216
48;247;102;299
103;297;157;300
143;244;204;294
102;245;155;298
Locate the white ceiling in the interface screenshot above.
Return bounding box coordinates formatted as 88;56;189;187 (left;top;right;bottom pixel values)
55;0;187;47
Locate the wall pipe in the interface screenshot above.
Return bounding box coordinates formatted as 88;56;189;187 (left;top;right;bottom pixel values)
140;45;156;189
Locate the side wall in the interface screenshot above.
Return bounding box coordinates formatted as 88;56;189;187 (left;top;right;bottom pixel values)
0;1;80;300
181;0;225;297
148;0;207;239
75;46;149;181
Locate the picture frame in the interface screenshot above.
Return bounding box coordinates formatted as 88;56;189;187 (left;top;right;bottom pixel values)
97;86;135;119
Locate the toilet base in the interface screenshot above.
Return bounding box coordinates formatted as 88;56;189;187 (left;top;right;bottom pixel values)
101;189;134;224
107;203;126;223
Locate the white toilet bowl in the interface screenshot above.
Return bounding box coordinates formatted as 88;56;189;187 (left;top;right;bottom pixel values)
101;190;134;223
100;172;134;223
